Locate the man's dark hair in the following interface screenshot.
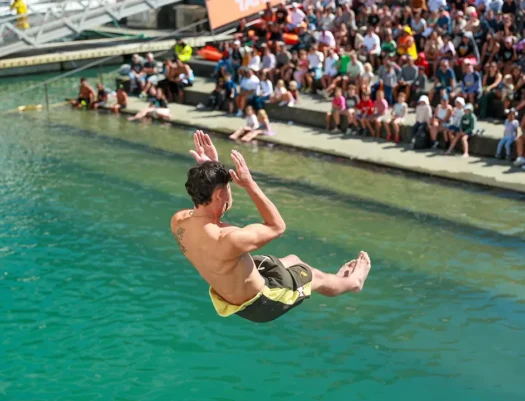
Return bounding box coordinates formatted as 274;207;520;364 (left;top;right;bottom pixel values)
185;161;232;207
80;77;86;83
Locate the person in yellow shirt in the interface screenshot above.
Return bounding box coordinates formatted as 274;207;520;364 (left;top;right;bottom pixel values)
174;38;192;62
397;26;417;60
10;0;29;29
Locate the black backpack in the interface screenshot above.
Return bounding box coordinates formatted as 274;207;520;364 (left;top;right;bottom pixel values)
412;124;430;149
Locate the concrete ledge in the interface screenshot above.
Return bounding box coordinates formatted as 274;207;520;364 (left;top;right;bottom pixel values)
96;97;525;194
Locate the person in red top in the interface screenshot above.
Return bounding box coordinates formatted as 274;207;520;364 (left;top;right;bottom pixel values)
356;91;374;136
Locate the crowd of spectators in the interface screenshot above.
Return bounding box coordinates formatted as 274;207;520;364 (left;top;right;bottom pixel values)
202;0;525;164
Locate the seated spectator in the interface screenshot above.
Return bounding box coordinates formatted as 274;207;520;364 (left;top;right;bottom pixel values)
451;11;467;40
269;42;290;84
167;59;193;104
213;54;233;80
374;58;398;105
410;11;427;51
234;18;249;42
326;87;346;132
279;80;299;107
381;29;397;60
288;2;306;32
320;48;339;92
128;54;145;94
347;52;364;86
247;45;261;72
174;38;192;62
293;26;315;53
223;72;237;114
270;79;288;104
397;26;418;61
253;70;274;110
480;33;500;72
322;50;349;98
229;105;259;140
455;32;479;67
363;25;381;67
305;44;324;93
456;61;481;104
236;68;260;117
356;92;374;135
438;34;456;64
347;26;364;51
429;90;452;148
109;85;128;114
268;22;284;46
91;83;108;110
424;31;443;70
499;37;517;75
478;62;503;118
70;77;95;109
261;45;276;72
140;53;160;96
293;49;310;90
128;88;170;121
197;77;226;111
361;62;375;90
238;110;274;142
411;95;432;144
369;90;389;138
230;40;243;80
501;74;515;111
446;102;476;157
496;108;520;160
384;92;408;143
436;7;451;35
429;59;456;104
395;56;419;102
261;1;274;23
305;6;317;31
275;3;289;26
281;50;298;83
317;28;336;55
344;85;360;134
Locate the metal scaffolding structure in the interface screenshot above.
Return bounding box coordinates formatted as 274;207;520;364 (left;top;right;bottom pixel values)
0;0;183;58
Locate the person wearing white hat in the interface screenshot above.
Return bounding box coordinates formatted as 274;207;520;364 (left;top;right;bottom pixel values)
446;101;476;157
411;95;433;144
288;2;306;32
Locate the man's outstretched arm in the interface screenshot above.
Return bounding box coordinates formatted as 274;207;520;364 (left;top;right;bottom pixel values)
223;150;286;255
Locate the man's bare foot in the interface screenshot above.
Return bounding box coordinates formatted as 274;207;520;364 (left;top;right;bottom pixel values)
349;251;371;292
337;260;356;278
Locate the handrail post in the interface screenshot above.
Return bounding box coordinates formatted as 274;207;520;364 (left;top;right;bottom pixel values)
44;84;49;111
99;62;104;85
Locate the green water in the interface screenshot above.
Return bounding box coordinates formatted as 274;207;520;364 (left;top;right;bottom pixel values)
1;105;525;401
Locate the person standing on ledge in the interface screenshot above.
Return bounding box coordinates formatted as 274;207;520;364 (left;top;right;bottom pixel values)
170;131;372;323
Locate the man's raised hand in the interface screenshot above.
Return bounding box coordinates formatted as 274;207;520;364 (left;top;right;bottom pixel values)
229;150;254;188
189;130;219;164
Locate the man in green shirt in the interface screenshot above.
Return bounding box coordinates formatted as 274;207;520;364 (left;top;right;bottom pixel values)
447;103;477;158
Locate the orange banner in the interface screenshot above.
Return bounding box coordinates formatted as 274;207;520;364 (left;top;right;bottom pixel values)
206;0;284;30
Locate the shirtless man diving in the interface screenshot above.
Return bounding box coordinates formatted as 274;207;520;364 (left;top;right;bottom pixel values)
171;131;372;323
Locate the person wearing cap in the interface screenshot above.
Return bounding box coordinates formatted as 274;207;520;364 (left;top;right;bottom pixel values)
412;95;433;142
397;26;418;61
446;99;476;157
496;108;520;160
174;38;192;63
287;2;306;32
430;88;453;148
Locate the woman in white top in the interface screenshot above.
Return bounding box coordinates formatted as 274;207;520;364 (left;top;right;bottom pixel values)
229;105;260;140
270;80;288;103
430;89;453;148
384;92;408;143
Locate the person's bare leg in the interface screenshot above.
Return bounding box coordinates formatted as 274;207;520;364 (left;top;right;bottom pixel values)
229;127;249;140
461;134;469;157
279;252;371;296
446;133;460;154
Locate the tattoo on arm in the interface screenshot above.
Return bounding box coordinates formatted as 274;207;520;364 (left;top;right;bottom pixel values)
175;227;187;254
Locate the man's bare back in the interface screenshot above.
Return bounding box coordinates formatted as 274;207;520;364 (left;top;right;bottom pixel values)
170;209;265;305
171;131;371;323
